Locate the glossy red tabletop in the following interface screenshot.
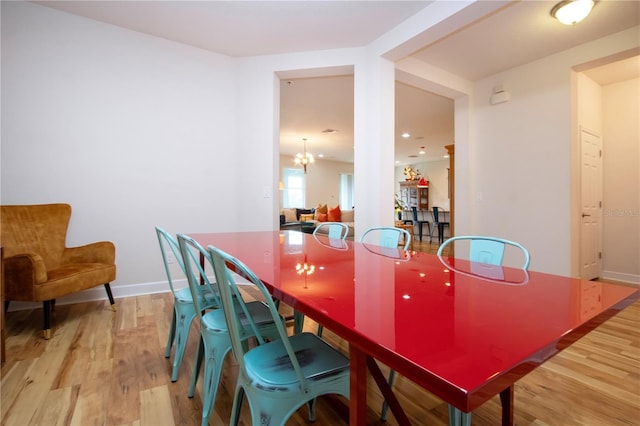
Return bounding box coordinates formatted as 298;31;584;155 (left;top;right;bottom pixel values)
192;231;639;412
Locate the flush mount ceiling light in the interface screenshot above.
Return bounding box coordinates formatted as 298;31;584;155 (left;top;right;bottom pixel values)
551;0;595;25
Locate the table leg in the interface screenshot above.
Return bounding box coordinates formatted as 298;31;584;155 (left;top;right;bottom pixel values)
293;310;305;334
349;345;368;425
499;386;514;426
366;356;411;425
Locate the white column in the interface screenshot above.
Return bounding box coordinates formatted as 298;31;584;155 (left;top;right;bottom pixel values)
353;53;396;241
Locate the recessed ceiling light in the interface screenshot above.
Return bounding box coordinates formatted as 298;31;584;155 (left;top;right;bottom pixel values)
419;151;426;155
401;132;410;138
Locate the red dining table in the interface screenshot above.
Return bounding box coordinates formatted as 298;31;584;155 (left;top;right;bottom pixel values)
191;230;639;425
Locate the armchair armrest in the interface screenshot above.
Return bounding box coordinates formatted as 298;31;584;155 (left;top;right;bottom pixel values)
62;241;116;265
3;252;47;300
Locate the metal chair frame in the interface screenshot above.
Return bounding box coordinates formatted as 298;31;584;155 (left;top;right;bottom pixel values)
360;226;411;250
155;227;220;382
312;221;349;240
430;206;450;244
177;233;282;426
208;244;350;426
384;235;531;424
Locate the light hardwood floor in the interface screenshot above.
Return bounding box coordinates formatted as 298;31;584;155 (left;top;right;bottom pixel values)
2;239;639;425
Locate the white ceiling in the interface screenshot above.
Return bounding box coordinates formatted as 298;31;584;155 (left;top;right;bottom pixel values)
35;0;639;164
411;0;639;82
33;1;431;57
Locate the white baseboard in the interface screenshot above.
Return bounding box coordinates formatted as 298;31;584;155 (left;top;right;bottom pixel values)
601;271;640;286
5;279;188;312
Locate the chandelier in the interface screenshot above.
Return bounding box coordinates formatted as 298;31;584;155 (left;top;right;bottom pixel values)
294;138;314;173
296;254;315;289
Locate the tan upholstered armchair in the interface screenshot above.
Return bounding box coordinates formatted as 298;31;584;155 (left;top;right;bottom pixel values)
1;203;116;339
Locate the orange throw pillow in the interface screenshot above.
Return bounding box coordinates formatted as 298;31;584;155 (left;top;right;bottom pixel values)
317;213;328;222
328;205;341;222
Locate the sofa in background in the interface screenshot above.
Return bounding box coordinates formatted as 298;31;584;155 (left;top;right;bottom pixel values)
280;205;354;238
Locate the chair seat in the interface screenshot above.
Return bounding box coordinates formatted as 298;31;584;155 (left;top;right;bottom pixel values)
244;332;350;388
174;286;219;308
37;263;116;301
201;299;276;331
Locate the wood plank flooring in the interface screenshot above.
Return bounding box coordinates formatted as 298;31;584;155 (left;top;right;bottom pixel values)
2;239;639;425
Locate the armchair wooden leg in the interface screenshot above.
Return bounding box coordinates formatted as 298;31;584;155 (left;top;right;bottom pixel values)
104;283;116;312
43;300;52;339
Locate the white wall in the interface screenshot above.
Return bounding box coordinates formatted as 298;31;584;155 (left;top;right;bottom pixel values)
1;2;373;300
1;2;238;290
602;77;639;282
457;27;639;274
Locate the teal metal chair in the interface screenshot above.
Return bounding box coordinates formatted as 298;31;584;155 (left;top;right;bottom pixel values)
155;227;220;382
208;244;351;426
312;233;349;250
177;234;282;426
360;226;411;250
437;235;530;269
433;235;530;426
312;221;349;240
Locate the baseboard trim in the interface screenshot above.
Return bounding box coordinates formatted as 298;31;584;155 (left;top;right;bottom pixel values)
601;271;640;285
5;279;188;312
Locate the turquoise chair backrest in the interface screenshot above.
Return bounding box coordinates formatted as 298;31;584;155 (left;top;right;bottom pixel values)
360;226;411;250
155;227;187;294
176;234;223;313
207;245;310;392
469;238;506;265
313;222;348;240
437;235;530;270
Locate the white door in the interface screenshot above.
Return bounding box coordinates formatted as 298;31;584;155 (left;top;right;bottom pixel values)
580;128;603;280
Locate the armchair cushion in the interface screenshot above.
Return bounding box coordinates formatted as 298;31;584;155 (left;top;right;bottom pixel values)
1;203;116;303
